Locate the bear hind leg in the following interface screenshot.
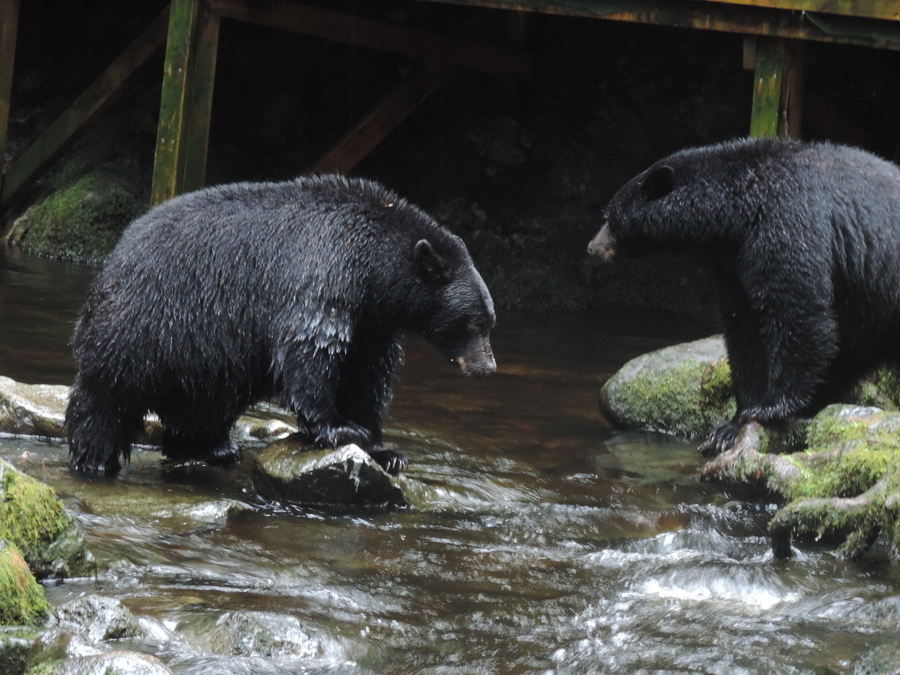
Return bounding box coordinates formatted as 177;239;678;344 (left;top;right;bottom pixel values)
161;428;242;467
66;383;140;475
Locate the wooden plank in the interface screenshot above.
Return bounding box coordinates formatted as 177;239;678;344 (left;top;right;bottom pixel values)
412;0;900;50
151;0;202;206
0;0;19;189
208;0;533;75
181;7;220;194
0;6;169;208
693;0;900;22
749;37;804;138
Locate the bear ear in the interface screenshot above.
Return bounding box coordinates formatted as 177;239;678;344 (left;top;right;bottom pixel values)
641;165;675;200
414;239;451;285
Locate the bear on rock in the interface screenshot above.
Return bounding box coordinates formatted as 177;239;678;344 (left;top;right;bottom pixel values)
67;175;496;476
588;137;900;455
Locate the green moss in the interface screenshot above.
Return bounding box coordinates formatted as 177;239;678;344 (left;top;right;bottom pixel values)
7;169;145;263
0;463;69;565
785;446;898;500
700;357;733;407
24;662;59;675
0;543;50;626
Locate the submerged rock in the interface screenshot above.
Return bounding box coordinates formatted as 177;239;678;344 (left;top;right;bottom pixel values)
0;625;41;675
26;650;173;675
49;596;143;644
26;627;104;666
192;610;321;660
0;459;95;579
0;542;49;627
852;642;900;675
599;336;735;439
252;440;408;507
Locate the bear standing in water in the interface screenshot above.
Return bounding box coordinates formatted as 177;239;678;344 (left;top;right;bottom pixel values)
67;175;496;476
588;137;900;455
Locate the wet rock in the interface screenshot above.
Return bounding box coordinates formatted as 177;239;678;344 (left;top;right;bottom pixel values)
252;440;408;507
26;627;104;666
27;650;173;675
852;642;900;675
49;595;143;643
0;626;41;675
0;377;68;438
0;459;95;579
0;377;294;446
702;406;900;560
0;541;50;626
599;336;735;439
193;610;321;660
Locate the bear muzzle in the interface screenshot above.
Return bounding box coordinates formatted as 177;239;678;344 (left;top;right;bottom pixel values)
587;223;617;262
454;335;497;377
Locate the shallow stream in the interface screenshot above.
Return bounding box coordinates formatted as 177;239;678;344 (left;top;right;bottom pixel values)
2;248;900;674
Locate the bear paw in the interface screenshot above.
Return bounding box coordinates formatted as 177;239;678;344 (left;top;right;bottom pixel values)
367;448;407;476
698;421;741;457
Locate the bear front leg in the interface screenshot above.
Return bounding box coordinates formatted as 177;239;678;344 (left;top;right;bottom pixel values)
701;258;838;456
335;335;407;475
700;274;771;456
278;343;376;451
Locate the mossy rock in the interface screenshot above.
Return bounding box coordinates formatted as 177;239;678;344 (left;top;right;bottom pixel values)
0;625;41;675
6;168;145;263
0;542;50;627
702;406;900;560
0;460;95;579
600;336;900;444
599;336;735;439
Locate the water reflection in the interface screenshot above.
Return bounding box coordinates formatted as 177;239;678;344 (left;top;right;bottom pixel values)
2;248;899;675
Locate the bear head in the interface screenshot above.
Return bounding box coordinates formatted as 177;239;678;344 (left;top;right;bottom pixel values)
588;139;759;263
412;237;496;377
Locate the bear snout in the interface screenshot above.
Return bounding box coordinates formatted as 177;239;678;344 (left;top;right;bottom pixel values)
587;224;616;262
455;336;496;377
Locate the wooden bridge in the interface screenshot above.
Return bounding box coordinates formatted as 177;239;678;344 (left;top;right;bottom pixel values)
1;0;899;210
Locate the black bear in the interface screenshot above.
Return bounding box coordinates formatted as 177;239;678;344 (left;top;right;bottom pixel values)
588;137;900;455
67;175;496;476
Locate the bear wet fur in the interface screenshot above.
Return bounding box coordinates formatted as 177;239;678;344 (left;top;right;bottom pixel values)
67;175;496;476
588;137;900;455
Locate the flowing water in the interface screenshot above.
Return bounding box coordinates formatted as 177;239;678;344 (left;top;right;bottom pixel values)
2;247;900;675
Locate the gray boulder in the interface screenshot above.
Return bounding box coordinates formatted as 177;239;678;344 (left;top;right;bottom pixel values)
252;440;408;507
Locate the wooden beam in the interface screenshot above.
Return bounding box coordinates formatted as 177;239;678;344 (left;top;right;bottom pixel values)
0;0;19;192
181;7;220;194
208;0;533;75
0;6;169;209
151;0;203;205
307;13;492;176
307;60;454;176
413;0;900;51
694;0;900;23
749;37;804;138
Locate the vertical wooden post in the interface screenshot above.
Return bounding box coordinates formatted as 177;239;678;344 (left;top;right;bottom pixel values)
0;0;21;192
181;7;219;194
152;0;219;205
748;37;804;138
